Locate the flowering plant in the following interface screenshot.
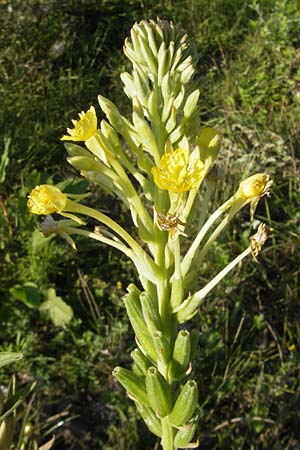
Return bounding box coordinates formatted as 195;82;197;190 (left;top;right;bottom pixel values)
28;19;272;449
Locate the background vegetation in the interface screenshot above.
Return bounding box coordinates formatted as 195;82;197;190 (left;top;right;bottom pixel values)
0;0;299;448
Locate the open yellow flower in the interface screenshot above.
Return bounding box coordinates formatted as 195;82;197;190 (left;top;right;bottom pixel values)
61;106;97;141
151;148;204;193
27;185;67;215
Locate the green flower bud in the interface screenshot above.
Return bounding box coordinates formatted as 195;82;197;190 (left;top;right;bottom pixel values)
123;289;156;362
136;403;162;438
145;367;172;418
131;348;152;375
64;142;92;158
169;330;191;381
113;367;148;406
174;417;199;448
169;380;198;426
153;331;172;366
140;292;162;334
197;127;221;172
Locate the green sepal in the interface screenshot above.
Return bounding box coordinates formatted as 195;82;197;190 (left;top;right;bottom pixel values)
123;288;156;362
168;330;191;381
169;380;198;426
113;367;148;406
131;348;152;375
140;291;162;333
174;417;199;448
145;367;172;418
136;403;162;438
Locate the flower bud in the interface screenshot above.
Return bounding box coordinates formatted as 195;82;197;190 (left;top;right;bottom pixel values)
145;367;172;418
153;331;171;366
131;348;152;375
113;367;148;406
169;330;191;381
174;418;199;448
140;292;162;333
197;127;221;172
136;404;162;438
169;380;198;426
123;291;156;362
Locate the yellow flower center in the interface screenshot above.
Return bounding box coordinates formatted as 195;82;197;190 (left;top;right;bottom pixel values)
238;173;272;199
61;106;97;142
151;148;204;193
27;185;67;215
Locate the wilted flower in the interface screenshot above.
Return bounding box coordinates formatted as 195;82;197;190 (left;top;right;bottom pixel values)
27;185;67;215
151;148;204;193
237;173;272;200
61;106;97;142
233;173;273;220
250;223;272;261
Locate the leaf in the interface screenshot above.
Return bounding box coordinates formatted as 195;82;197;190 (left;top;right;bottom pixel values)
39;288;73;327
0;352;23;368
0;137;10;184
9;282;41;309
0;382;36;421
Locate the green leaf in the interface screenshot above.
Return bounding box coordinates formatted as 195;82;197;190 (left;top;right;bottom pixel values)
0;352;23;368
9;282;41;309
39;288;73;327
0;137;10;184
0;382;36;421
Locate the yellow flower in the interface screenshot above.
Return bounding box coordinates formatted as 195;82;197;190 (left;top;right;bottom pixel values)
27;185;67;215
61;106;97;141
151;148;204;193
237;173;272;199
233;173;273;220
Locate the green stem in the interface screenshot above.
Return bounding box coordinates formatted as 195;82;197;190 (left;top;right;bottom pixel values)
161;417;175;450
181;197;233;278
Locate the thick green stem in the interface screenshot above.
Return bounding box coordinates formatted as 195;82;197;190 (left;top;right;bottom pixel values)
161;417;175;450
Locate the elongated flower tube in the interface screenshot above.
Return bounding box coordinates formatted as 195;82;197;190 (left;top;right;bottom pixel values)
61;106;97;142
151;148;204;193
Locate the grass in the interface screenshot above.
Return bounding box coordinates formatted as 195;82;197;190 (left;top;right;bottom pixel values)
1;0;300;448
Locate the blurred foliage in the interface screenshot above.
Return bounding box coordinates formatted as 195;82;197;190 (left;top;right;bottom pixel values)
0;0;300;448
